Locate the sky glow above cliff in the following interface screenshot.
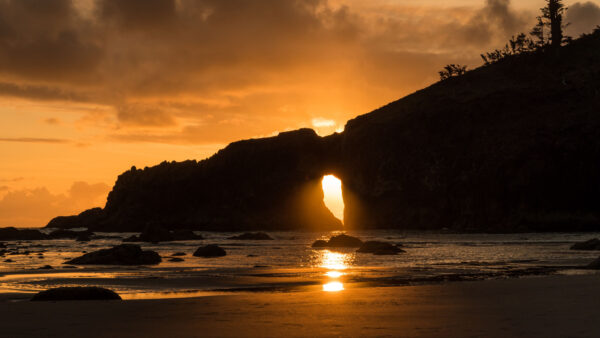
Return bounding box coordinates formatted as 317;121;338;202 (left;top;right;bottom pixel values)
1;0;600;226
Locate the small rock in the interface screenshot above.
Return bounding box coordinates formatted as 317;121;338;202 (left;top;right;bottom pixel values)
4;259;13;262
38;265;53;269
311;240;328;248
311;234;363;248
227;232;274;240
171;252;186;256
570;238;600;250
31;287;122;301
168;257;184;262
193;245;226;258
357;241;405;255
585;256;600;269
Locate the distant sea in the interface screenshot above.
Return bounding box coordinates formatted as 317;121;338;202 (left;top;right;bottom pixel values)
1;230;599;300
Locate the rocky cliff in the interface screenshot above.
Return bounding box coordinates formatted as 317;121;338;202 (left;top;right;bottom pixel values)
48;30;600;232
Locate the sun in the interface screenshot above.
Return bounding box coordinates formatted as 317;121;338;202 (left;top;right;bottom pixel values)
321;175;344;222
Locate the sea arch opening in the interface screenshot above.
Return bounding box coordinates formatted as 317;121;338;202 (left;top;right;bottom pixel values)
321;174;344;223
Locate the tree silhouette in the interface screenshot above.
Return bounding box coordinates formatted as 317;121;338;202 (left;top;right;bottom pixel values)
439;64;468;80
541;0;569;48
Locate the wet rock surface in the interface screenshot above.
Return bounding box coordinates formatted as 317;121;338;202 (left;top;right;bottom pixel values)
193;245;226;257
227;232;274;240
357;241;405;255
312;234;363;248
570;238;600;250
65;244;161;265
31;287;122;301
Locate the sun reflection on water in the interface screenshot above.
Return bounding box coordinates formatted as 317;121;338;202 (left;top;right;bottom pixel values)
320;250;352;270
325;271;344;278
322;281;344;292
317;249;353;292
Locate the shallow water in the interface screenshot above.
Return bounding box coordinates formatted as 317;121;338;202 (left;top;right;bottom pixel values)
1;230;599;300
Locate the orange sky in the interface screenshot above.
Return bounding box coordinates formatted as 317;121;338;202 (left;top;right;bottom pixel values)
1;0;599;227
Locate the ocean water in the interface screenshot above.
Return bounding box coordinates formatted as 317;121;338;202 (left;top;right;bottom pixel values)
1;230;599;300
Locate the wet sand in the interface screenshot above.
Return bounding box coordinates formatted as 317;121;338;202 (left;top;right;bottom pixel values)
2;274;600;337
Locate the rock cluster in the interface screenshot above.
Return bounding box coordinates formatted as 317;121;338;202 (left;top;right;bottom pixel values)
31;287;122;301
65;244;161;265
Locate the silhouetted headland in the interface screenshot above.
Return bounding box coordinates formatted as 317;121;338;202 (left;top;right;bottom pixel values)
48;30;600;233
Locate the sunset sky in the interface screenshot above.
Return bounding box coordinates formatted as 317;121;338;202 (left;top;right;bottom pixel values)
1;0;599;227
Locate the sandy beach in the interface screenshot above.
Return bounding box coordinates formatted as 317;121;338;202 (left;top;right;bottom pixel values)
2;274;599;338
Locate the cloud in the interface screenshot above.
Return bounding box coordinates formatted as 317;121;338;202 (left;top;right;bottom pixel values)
0;0;536;144
0;181;110;227
567;2;600;37
0;137;69;144
0;177;24;183
0;186;8;191
43;117;60;125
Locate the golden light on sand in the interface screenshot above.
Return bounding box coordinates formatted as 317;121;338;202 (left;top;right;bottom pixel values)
321;175;344;222
323;281;344;292
321;250;350;270
325;271;344;278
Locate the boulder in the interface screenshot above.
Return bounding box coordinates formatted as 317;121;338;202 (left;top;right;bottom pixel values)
122;225;203;243
227;232;274;240
312;234;363;248
0;227;47;241
31;287;121;301
48;229;92;239
76;234;91;242
570;238;600;250
311;240;328;248
357;241;405;255
585;256;600;269
65;244;161;265
193;245;226;257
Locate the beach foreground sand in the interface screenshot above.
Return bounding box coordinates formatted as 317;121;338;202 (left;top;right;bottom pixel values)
2;274;599;337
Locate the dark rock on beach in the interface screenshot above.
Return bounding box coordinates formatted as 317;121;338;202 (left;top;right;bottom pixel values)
65;244;161;265
585;256;600;269
312;234;363;248
357;241;405;255
171;252;186;256
123;225;203;243
76;234;92;242
193;245;226;257
227;232;274;240
0;227;47;241
37;265;53;269
570;238;600;250
48;229;92;239
31;287;122;301
168;257;184;262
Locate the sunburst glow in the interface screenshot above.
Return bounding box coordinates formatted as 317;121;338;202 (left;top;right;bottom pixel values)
321;175;344;222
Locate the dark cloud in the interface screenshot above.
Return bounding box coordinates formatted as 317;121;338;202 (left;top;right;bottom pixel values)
0;81;92;102
0;181;110;227
567;2;600;37
0;0;536;141
0;186;8;191
0;137;69;143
